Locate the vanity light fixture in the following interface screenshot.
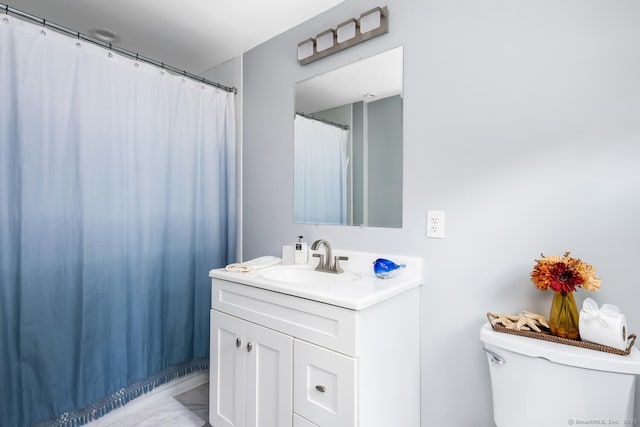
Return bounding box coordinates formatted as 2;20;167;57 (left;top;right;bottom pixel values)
297;5;388;65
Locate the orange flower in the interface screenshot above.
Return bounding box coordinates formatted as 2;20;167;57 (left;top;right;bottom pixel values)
572;258;602;291
531;256;554;291
531;252;601;293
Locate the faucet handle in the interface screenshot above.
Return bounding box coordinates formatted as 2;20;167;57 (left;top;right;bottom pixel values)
312;253;325;268
334;256;349;274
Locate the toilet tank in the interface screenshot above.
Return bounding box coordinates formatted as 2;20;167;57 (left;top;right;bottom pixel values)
480;322;640;427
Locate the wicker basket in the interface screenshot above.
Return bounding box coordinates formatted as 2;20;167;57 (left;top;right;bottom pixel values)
487;312;636;356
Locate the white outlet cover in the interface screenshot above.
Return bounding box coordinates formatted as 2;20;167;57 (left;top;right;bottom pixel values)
426;210;445;239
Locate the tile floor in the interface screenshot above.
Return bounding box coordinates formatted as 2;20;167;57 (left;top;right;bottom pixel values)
84;372;210;427
173;382;210;426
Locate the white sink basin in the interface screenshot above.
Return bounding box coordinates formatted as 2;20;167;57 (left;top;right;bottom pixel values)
257;265;361;286
210;250;423;310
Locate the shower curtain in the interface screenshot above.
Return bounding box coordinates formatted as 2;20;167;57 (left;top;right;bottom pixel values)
0;15;236;427
293;114;349;225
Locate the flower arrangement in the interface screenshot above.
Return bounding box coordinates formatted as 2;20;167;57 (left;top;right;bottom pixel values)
531;252;601;294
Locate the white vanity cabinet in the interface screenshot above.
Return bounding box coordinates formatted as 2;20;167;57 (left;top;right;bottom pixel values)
209;263;421;427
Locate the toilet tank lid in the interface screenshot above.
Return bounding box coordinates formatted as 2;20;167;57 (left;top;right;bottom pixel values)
480;322;640;375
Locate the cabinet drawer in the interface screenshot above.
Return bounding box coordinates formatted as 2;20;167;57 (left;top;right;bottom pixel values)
294;339;356;427
212;279;358;356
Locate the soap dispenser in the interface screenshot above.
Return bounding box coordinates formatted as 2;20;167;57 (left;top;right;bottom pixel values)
294;236;308;264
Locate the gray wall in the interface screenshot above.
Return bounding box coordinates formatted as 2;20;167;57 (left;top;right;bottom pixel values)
368;94;402;227
242;0;640;425
352;101;364;226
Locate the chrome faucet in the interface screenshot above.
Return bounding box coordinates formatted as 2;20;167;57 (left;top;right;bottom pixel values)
310;239;349;274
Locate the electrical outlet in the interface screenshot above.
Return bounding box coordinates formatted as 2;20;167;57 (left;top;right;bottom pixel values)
426;210;445;238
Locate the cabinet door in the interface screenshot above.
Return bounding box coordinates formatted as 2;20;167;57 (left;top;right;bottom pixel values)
210;310;246;427
246;322;293;427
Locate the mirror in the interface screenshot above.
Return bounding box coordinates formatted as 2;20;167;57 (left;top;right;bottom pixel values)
294;46;403;228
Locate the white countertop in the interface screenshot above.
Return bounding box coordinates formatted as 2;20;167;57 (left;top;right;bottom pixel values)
209;250;423;310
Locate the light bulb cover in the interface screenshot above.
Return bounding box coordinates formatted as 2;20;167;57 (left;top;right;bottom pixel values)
360;7;383;34
297;38;315;60
316;29;335;52
337;18;357;43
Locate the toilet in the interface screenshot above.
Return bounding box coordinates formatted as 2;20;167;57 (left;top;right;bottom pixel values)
480;322;640;427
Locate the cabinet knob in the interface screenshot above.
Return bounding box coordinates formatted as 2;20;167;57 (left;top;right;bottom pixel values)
315;385;326;393
247;341;253;352
236;338;242;348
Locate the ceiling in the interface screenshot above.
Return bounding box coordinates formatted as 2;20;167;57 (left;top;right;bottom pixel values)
3;0;344;74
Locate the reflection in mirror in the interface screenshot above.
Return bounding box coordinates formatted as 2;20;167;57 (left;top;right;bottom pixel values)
294;46;403;228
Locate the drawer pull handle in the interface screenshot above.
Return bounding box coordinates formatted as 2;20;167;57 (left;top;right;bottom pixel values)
247;341;253;352
236;338;242;348
315;385;326;393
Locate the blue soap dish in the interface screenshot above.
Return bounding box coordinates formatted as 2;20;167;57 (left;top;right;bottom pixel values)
373;258;406;279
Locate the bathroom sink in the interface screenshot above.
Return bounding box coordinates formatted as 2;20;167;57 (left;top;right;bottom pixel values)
210;250;423;310
257;265;361;286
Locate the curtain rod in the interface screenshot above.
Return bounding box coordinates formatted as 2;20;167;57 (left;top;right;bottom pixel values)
1;3;238;94
295;112;349;130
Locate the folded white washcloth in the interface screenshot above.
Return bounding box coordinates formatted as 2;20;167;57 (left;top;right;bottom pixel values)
225;256;281;272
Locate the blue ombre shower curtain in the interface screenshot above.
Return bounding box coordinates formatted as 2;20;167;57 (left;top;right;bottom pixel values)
0;15;236;427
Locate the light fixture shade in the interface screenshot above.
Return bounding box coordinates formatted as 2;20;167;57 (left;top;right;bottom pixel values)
337;18;357;43
316;29;335;52
297;38;315;60
360;7;382;34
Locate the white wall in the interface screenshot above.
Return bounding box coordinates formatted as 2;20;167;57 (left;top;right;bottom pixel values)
242;1;640;425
